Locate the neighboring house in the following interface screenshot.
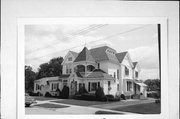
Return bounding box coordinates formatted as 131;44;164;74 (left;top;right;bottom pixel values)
34;46;147;98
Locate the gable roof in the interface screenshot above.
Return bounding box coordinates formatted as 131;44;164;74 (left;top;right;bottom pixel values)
115;51;128;63
133;62;138;68
69;51;78;58
90;46;119;63
86;69;115;80
74;47;95;63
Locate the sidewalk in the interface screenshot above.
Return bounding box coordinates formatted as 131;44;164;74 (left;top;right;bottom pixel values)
26;99;137;115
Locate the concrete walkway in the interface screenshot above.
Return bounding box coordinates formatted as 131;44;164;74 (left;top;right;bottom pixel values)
26;99;139;115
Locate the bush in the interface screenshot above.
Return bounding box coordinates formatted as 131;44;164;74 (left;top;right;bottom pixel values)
27;91;39;96
121;94;126;100
78;87;88;95
81;93;96;101
106;94;120;101
95;87;107;101
45;92;52;97
61;85;69;99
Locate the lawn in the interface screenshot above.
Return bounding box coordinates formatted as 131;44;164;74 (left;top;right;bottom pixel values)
32;96;59;101
112;103;160;114
51;99;113;106
34;103;69;108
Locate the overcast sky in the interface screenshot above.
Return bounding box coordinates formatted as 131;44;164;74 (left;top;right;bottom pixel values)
25;24;160;80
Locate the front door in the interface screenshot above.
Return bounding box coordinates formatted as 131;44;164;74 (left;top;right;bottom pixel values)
70;80;77;95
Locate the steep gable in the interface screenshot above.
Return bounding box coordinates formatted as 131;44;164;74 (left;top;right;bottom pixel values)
74;47;95;63
115;51;128;63
133;62;138;69
62;51;78;65
69;51;78;58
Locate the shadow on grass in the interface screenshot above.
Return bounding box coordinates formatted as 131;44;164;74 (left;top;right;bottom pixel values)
34;103;69;108
95;110;124;114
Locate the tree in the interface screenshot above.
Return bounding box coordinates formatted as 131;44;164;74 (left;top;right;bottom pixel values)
25;66;36;92
37;57;63;79
144;79;160;91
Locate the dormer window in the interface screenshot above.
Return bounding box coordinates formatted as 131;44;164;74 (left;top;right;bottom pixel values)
68;57;72;61
125;66;129;76
106;49;115;55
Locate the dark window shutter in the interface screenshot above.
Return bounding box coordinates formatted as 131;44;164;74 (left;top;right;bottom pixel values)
98;82;100;88
88;82;90;92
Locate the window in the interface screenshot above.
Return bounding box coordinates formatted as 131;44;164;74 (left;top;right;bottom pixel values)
117;84;119;91
125;66;129;76
66;69;68;74
89;82;100;91
114;72;116;78
135;71;138;78
52;83;59;91
69;69;72;73
98;63;100;69
117;69;119;79
108;81;111;91
108;81;111;87
63;80;68;86
127;81;132;91
68;57;72;61
91;83;97;91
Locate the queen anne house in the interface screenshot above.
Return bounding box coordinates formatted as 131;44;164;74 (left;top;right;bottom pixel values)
34;46;147;98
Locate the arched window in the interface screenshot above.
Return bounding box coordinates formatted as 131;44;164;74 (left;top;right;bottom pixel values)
76;65;85;72
87;65;95;72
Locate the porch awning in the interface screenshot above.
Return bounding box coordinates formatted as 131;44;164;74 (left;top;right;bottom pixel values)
134;81;147;87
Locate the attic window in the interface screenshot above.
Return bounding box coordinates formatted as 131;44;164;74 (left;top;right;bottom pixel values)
68;57;72;61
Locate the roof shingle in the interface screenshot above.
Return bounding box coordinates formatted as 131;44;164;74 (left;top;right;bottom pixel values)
115;51;128;63
74;47;95;62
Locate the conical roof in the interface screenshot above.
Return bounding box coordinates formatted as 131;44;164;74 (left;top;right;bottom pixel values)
74;47;95;63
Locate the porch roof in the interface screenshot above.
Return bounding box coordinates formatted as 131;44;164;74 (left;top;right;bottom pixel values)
134;81;147;87
86;69;115;80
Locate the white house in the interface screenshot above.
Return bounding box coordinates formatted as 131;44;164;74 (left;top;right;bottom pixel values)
34;46;147;98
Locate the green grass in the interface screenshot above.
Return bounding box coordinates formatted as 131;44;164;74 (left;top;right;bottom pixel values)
51;99;112;106
112;103;160;114
35;103;69;108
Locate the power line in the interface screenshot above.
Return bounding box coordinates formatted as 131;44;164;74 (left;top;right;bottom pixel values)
26;24;150;62
26;24;107;55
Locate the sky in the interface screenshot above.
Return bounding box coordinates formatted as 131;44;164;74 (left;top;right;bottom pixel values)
25;24;160;80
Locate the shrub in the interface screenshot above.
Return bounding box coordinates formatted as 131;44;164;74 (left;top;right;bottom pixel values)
95;87;107;101
27;91;38;96
120;94;126;100
106;94;120;101
61;85;69;99
45;92;52;97
81;93;96;101
78;87;88;95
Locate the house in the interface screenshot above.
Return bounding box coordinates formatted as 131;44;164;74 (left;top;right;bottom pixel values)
34;45;147;98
